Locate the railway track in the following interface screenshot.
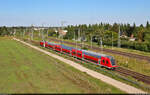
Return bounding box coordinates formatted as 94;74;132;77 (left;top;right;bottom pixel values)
48;38;150;63
47;38;150;84
114;67;150;84
23;38;150;85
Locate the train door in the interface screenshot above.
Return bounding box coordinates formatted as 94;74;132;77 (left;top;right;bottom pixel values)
100;57;106;66
105;57;111;68
72;49;76;56
77;50;82;59
98;58;101;65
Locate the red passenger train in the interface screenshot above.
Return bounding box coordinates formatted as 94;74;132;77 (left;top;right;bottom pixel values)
40;41;117;69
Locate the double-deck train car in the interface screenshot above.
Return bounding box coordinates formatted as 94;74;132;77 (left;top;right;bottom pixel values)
40;41;117;69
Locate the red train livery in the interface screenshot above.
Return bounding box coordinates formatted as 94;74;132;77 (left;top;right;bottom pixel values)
40;41;117;69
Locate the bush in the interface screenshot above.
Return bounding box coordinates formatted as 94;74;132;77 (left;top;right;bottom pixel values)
102;40;150;52
134;42;149;52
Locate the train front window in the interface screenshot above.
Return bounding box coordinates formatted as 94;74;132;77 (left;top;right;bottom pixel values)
111;58;115;66
106;60;109;64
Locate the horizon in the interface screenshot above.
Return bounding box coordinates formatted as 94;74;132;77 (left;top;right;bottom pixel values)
0;0;150;27
0;21;149;27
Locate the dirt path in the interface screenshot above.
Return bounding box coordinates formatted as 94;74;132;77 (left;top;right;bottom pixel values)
13;38;147;94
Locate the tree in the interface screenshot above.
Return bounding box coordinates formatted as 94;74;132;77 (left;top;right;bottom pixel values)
1;26;9;36
137;26;145;42
144;28;150;43
111;23;119;33
146;21;150;29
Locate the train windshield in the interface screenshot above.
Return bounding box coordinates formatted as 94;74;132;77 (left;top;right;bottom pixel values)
111;58;115;66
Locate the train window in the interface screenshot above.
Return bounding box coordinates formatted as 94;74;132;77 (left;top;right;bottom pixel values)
111;58;115;66
103;60;105;63
106;60;109;64
84;57;97;63
78;53;81;56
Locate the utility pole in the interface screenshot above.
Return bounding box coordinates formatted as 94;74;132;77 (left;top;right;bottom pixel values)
39;27;41;38
74;30;77;59
112;31;113;49
61;21;67;45
13;28;16;37
118;25;121;48
31;25;34;40
74;30;76;43
29;28;30;40
91;34;92;49
100;37;103;48
83;30;85;48
23;29;25;38
47;29;48;39
78;28;80;41
81;29;83;48
55;28;58;39
77;28;80;49
42;24;44;41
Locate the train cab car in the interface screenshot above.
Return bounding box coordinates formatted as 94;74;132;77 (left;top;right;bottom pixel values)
72;48;82;59
82;50;117;69
100;56;117;69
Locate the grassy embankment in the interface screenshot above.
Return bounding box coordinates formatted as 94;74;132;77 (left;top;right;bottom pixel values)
0;37;124;93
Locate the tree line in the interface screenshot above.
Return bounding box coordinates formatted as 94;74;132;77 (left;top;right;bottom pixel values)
0;21;150;52
63;21;150;52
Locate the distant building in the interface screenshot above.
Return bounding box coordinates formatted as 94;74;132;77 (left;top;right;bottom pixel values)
120;35;128;38
129;34;136;41
33;27;45;31
58;29;68;38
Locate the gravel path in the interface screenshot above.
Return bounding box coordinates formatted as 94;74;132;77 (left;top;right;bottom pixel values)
13;38;147;94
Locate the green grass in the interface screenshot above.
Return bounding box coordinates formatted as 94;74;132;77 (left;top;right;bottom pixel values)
0;37;124;93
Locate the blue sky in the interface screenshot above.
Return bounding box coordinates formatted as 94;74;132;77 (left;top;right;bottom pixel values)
0;0;150;26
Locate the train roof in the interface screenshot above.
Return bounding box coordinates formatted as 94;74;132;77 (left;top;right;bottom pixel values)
61;44;75;50
82;50;113;58
47;42;61;46
42;41;114;59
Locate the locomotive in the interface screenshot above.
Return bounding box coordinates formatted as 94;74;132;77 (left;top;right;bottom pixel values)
40;40;117;69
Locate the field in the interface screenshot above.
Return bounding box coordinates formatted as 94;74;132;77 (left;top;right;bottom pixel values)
0;37;124;93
